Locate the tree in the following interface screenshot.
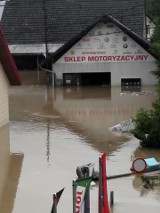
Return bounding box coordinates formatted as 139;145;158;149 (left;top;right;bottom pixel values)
132;7;160;148
132;101;160;148
146;0;160;22
150;16;160;93
151;0;160;22
146;0;154;18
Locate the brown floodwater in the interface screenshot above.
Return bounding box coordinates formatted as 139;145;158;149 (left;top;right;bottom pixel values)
0;85;160;213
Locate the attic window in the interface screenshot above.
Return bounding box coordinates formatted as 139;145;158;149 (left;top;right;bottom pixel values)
146;25;151;35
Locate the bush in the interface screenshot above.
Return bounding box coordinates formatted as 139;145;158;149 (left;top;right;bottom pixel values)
132;12;160;148
132;101;160;148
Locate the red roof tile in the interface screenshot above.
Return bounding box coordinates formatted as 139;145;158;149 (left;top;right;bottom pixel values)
0;27;21;85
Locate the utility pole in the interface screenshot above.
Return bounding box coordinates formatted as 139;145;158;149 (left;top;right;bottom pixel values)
43;0;49;59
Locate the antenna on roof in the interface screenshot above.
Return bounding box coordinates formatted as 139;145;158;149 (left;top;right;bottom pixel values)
43;0;49;59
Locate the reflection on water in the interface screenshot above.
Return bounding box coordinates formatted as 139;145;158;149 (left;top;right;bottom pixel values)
1;85;159;213
63;86;111;99
134;147;160;162
132;174;160;198
52;86;158;153
0;125;23;213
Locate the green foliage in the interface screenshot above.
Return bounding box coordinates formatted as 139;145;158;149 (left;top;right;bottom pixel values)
132;109;153;147
132;0;160;148
150;18;160;93
132;101;160;148
146;0;154;19
152;0;160;21
141;174;160;189
141;174;154;189
150;25;160;44
146;0;160;22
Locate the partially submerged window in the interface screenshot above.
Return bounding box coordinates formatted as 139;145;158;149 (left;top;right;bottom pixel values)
121;78;141;92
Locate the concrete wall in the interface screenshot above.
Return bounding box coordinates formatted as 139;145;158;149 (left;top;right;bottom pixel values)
110;61;157;85
0;63;9;127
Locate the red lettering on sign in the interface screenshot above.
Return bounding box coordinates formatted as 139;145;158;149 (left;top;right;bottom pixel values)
64;55;149;63
144;55;148;60
82;57;85;61
64;57;86;62
88;56;94;61
116;56;120;61
75;190;83;213
112;56;116;61
108;56;112;61
121;55;125;61
76;195;82;204
125;55;130;60
134;55;139;60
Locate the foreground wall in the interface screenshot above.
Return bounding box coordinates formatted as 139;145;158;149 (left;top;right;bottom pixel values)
0;125;10;204
0;63;9;128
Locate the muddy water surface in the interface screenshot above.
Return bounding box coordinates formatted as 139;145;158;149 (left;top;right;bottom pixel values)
0;85;160;213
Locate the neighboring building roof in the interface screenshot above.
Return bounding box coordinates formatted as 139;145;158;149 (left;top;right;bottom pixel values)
41;14;154;65
0;27;21;85
146;14;157;26
146;15;156;41
0;1;6;20
9;43;63;56
0;0;146;47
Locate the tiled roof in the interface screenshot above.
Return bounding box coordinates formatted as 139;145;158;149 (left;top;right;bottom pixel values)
0;0;145;45
0;27;21;85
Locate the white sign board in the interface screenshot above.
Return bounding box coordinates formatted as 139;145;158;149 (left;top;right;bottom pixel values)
57;22;154;63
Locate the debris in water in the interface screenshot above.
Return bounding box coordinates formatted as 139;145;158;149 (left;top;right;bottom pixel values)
109;119;135;136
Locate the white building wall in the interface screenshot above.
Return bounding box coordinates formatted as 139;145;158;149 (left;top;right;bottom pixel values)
53;60;157;85
0;63;9;128
53;62;110;78
110;61;157;85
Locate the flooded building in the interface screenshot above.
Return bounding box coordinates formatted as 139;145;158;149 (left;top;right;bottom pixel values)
50;15;157;86
0;0;157;86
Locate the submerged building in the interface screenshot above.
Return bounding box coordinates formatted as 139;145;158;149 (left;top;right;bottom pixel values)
50;15;157;86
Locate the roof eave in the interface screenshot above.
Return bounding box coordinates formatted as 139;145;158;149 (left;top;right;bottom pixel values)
0;27;21;85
